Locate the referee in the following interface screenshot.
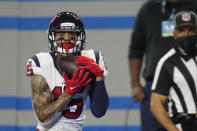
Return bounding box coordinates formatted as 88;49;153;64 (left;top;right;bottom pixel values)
151;11;197;131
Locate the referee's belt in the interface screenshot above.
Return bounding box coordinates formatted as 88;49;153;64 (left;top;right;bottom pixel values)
171;113;197;124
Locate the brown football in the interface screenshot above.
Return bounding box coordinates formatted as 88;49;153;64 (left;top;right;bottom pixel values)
56;55;95;80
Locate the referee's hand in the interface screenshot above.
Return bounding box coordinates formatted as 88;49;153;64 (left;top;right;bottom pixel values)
131;84;145;102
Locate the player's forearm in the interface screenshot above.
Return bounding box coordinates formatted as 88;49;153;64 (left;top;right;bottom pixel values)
129;59;142;87
89;80;109;118
37;92;72;123
31;75;71;123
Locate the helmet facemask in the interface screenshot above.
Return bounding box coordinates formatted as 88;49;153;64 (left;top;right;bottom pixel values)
50;31;84;55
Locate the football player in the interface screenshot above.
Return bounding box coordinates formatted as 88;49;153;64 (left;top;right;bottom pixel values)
26;11;109;131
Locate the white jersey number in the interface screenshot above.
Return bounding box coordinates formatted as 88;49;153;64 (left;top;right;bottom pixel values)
52;86;84;119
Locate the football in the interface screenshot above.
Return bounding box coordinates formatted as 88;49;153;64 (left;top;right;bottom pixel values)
56;55;95;80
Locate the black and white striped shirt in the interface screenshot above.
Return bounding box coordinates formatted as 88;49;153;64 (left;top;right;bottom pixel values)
152;48;197;116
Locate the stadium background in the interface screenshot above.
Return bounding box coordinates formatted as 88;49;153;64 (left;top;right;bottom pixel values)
0;0;147;130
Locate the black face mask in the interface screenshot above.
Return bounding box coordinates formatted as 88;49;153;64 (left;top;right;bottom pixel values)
175;35;197;56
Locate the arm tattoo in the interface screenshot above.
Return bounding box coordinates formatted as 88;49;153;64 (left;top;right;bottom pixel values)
31;75;72;123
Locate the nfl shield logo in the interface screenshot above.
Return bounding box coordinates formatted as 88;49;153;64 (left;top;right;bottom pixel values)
181;13;191;22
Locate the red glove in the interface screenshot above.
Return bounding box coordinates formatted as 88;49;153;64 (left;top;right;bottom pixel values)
75;56;104;77
63;67;93;96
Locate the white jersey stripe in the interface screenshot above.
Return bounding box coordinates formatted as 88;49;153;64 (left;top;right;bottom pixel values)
152;49;176;91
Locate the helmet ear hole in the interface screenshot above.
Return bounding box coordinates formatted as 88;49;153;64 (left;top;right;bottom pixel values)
47;11;86;55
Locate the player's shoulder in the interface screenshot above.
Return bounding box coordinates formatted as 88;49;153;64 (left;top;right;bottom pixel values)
81;49;101;53
81;49;103;64
33;52;51;59
28;52;53;66
81;49;101;57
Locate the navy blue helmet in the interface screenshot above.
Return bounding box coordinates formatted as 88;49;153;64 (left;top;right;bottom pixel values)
48;11;86;55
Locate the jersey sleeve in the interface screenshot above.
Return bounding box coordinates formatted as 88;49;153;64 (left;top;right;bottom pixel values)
26;55;45;77
97;51;108;76
152;61;172;96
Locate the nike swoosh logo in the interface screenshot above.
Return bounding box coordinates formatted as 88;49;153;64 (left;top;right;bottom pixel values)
70;85;79;90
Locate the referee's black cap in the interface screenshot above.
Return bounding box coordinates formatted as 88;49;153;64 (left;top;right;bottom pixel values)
174;11;197;29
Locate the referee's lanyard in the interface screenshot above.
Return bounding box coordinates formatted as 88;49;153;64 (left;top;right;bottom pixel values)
161;8;176;37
